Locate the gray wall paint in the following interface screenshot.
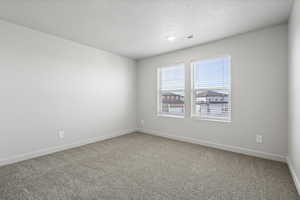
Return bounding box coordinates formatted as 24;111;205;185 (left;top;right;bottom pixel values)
289;0;300;187
137;24;288;158
0;20;137;161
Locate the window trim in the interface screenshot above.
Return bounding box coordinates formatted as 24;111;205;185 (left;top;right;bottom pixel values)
157;64;186;118
190;56;232;122
157;114;185;119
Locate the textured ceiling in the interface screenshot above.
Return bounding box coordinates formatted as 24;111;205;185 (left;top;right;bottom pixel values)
0;0;293;59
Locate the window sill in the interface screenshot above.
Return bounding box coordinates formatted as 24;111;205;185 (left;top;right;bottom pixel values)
191;116;231;123
157;114;185;119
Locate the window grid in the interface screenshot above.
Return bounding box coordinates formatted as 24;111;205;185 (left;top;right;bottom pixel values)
156;56;231;122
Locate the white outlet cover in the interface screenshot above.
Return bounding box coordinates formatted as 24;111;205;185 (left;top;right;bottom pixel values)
256;135;263;144
141;120;145;126
59;130;65;139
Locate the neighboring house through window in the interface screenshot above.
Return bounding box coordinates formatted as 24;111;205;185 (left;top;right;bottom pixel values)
157;64;185;117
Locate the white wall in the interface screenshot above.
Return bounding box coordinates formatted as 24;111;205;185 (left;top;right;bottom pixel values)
288;0;300;193
0;20;137;165
137;24;288;161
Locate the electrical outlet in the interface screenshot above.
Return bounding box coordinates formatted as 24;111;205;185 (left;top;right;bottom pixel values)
256;135;263;144
140;120;145;127
58;130;65;139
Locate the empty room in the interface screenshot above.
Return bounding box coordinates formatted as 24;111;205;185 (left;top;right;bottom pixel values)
0;0;300;199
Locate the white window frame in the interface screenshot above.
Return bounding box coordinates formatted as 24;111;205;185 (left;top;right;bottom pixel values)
157;64;185;118
190;56;232;122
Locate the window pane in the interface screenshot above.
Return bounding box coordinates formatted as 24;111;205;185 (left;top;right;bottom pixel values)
158;64;185;116
160;90;185;115
194;57;230;89
192;57;231;121
193;89;230;119
160;65;185;90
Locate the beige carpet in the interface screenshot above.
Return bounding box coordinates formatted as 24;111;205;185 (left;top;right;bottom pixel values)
0;132;299;200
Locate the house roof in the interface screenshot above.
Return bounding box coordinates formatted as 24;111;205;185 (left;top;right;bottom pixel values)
161;92;182;97
197;90;228;97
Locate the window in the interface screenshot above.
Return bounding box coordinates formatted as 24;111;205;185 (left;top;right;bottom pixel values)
158;64;185;117
191;56;231;121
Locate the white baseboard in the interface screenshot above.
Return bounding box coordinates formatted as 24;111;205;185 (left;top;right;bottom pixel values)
0;128;137;167
138;128;286;162
287;157;300;195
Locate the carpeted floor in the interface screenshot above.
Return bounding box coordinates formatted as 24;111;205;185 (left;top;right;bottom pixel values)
0;132;299;200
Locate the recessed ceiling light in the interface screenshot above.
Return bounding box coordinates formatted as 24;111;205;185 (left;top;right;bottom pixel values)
167;36;176;41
